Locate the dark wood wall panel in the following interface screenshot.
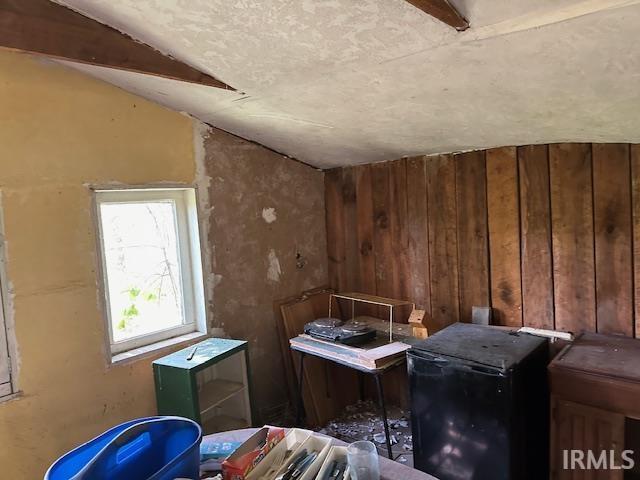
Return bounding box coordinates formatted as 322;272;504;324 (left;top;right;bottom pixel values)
455;151;490;324
325;168;346;292
426;154;459;331
518;145;555;330
633;145;640;339
371;163;397;303
325;143;640;338
592;144;633;336
342;167;360;292
486;147;522;327
355;165;376;289
549;143;596;334
406;157;431;312
390;160;410;302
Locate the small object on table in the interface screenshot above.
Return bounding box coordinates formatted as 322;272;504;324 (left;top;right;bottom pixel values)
222;427;286;480
471;305;492;325
321;460;347;480
275;449;308;480
259;447;288;480
347;441;380;480
289;451;318;479
187;346;199;361
343;465;351;480
200;439;243;473
201;441;242;461
408;309;428;339
330;292;415;343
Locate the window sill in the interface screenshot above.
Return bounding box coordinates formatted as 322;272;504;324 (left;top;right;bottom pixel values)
0;391;22;405
110;331;208;365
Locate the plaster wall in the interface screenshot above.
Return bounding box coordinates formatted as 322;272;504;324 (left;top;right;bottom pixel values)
0;50;199;479
0;49;329;478
204;129;328;418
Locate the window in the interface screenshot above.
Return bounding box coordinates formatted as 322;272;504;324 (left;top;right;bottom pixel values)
95;188;206;358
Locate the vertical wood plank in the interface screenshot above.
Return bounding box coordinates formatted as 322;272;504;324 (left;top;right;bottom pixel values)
325;168;346;291
342;167;360;292
592;143;633;336
355;165;376;294
371;162;396;301
455;151;490;323
633;144;640;338
355;165;377;317
549;143;596;334
519;145;555;330
486;147;523;327
427;154;459;331
389;159;409;303
406;156;431;313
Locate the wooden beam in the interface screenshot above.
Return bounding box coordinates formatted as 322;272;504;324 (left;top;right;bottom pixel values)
405;0;469;31
0;0;234;90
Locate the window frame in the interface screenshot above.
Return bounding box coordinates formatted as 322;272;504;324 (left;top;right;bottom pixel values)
94;187;207;358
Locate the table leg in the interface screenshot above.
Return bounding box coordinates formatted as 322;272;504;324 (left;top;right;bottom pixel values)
374;373;393;460
295;352;306;426
358;371;365;401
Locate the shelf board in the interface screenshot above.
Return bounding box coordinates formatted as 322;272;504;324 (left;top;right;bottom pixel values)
199;379;245;415
202;415;249;435
333;292;413;307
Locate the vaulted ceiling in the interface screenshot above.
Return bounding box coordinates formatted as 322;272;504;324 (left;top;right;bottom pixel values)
53;0;640;168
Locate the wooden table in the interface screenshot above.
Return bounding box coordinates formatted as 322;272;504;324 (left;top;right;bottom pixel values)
290;336;407;460
203;428;438;480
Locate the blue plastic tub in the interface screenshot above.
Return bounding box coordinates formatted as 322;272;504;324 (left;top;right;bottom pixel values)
44;416;202;480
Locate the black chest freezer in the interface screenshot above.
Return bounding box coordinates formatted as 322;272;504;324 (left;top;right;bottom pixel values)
407;323;549;480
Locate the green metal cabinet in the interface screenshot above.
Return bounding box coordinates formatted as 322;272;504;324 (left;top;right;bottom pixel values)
153;338;253;434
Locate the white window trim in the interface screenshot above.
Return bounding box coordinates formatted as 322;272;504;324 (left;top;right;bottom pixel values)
94;187;207;360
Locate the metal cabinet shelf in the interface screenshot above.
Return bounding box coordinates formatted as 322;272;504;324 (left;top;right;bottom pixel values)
153;338;253;434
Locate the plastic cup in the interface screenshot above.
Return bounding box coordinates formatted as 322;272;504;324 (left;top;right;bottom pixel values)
347;441;380;480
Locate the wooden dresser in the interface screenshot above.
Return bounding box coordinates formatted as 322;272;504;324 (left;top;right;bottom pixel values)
549;332;640;479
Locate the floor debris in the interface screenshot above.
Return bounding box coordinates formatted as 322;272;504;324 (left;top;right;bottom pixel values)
316;400;413;467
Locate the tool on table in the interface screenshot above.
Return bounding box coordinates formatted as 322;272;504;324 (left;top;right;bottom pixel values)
186;346;198;361
288;451;317;480
321;460;347;480
275;450;307;480
260;442;302;480
342;465;350;480
260;448;287;480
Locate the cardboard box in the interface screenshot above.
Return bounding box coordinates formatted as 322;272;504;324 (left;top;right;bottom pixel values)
222;426;285;480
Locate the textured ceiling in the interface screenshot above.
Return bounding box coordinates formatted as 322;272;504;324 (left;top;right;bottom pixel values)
55;0;640;168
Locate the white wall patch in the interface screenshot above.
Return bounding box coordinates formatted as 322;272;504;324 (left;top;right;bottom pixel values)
267;249;282;282
262;207;277;224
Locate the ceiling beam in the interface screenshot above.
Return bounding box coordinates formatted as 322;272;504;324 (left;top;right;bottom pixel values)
0;0;235;90
405;0;469;31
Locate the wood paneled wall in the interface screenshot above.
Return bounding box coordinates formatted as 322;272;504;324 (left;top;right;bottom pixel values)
325;143;640;338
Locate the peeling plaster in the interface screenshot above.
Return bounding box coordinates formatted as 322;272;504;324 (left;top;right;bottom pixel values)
204;128;327;412
192;120;216;331
267;249;282;283
262;207;277;224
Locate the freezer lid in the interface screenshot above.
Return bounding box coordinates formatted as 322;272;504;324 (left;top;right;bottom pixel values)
409;323;547;370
